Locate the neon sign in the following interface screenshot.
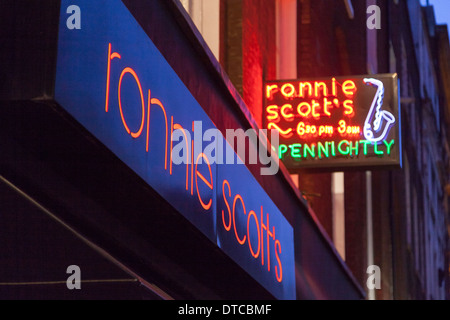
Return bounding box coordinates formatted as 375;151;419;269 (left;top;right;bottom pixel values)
55;0;295;299
263;74;401;170
363;78;396;143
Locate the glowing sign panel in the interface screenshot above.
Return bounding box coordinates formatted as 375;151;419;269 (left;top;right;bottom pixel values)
263;74;401;170
55;0;295;299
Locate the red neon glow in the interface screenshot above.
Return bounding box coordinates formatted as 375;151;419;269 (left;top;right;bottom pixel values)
342;80;357;98
297;102;311;118
261;212;275;272
195;153;213;210
314;82;328;97
275;240;283;282
222;180;232;231
105;44;112;112
266;84;279;100
266;105;280;122
191;122;194;195
299;82;312;98
343;99;355;116
111;53;121;60
337;119;361;136
247;210;261;259
260;206;264;267
174;123;190;191
264;78;366;143
324;98;333;116
233;194;247;245
191;138;194;196
267;122;293;138
118;67;145;138
281;83;295;98
280;104;294;121
147;93;168;170
332;78;337;96
311;100;320;119
265;78;360;100
297;122;315;137
105;43;121;113
296;122;335;138
101;44;287;283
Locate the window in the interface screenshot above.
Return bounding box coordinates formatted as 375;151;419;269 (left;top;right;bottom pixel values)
180;0;220;61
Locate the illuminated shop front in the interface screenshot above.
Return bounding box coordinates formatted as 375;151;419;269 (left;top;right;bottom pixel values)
1;0;365;299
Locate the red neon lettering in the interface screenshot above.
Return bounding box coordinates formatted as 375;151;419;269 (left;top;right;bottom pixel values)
297;102;311;118
267;123;293;138
191;138;194;195
105;43;121;113
261;211;275;272
222;180;232;231
233;195;247;245
266;105;280;122
342;80;357;98
275;240;283;282
266;84;278;100
297;122;319;138
314;81;327;97
338;119;361;136
260;206;264;267
247;210;261;259
147;93;168;170
191;122;195;195
281;83;295;98
323;98;333;116
174;123;190;191
299;82;312;98
338;120;346;134
311;100;320;119
332;77;337;96
297;122;305;136
106;44;285;280
343;99;355;116
111;53;121;60
118;67;145;138
280;104;294;121
195;153;213;210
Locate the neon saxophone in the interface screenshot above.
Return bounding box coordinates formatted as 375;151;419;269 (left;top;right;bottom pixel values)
363;78;396;144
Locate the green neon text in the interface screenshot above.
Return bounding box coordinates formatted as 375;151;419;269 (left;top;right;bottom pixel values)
279;139;395;160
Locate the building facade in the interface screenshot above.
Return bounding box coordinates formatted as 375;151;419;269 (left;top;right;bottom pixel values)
182;0;450;300
1;0;449;300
